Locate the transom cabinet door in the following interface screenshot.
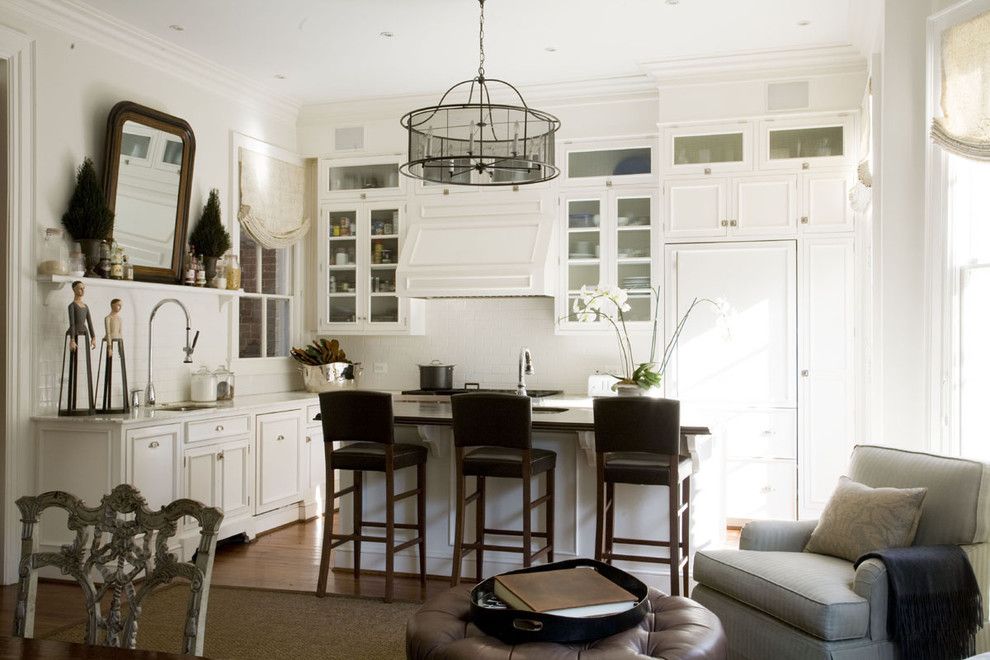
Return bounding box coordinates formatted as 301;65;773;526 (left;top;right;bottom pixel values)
126;424;180;510
801;171;854;233
732;175;797;235
256;411;303;514
664;178;728;238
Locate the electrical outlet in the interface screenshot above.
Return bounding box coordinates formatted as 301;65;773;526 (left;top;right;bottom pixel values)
373;362;388;374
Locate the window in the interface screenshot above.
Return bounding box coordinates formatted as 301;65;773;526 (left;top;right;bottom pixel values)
238;232;293;358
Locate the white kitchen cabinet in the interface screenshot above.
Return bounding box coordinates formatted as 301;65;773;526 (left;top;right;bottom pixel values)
183;437;253;526
126;424;180;510
304;427;326;492
758;115;854;171
256;411;303;514
722;409;797;461
798;237;856;518
800;171;855;233
664;175;796;239
317;201;424;335
558;188;659;331
318;154;405;200
725;459;797;523
560;138;657;188
662;122;753;175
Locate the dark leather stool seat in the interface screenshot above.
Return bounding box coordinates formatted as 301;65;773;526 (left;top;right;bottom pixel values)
463;447;556;478
602;452;693;486
406;584;727;660
331;442;428;471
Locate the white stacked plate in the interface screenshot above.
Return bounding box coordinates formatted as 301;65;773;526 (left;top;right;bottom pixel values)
621;277;651;290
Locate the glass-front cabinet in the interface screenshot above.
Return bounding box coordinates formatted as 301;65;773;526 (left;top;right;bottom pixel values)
317;202;423;335
318;154;405;200
560;139;657;188
758;115;853;170
558;189;659;332
662;122;753;175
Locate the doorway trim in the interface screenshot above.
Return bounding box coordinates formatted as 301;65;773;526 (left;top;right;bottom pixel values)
0;23;35;584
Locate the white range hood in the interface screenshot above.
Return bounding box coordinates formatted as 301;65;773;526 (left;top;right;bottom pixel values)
396;195;557;298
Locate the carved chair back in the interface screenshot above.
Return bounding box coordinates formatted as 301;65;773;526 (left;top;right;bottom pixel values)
12;484;223;656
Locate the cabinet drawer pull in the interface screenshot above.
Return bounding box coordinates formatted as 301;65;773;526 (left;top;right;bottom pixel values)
720;220;728;227
704;167;712;175
276;435;285;441
149;441;159;449
217;450;224;461
801;162;810;170
729;219;737;227
216;425;224;432
800;216;809;224
306;436;312;443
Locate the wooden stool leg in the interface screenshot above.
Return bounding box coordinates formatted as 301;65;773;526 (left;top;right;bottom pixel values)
353;471;363;579
384;451;395;603
475;475;486;583
682;475;691;596
417;461;427;587
450;450;466;587
605;482;616;565
317;459;335;597
522;459;532;568
668;479;682;597
84;338;95;412
595;461;605;562
546;468;555;563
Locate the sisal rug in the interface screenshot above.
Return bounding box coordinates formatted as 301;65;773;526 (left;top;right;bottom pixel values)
42;585;420;659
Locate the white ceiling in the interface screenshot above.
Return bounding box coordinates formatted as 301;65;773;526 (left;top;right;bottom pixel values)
77;0;854;105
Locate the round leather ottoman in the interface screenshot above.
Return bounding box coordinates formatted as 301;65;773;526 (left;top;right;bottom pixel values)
406;585;726;659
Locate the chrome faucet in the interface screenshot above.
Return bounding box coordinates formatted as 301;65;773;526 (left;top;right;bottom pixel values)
145;298;199;406
516;347;534;396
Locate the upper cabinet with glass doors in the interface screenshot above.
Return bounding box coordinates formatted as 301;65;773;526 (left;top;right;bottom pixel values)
318;154;405;200
758;115;854;171
558;189;659;332
560;139;657;188
662;122;753;175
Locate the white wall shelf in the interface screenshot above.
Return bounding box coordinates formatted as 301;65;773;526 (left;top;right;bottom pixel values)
38;274;245;308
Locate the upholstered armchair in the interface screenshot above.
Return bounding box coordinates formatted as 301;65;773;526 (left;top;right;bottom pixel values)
692;445;989;660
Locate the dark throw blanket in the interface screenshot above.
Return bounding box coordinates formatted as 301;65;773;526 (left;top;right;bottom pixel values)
854;545;983;660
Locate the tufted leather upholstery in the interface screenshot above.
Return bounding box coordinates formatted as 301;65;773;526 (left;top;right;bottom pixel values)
406;585;727;660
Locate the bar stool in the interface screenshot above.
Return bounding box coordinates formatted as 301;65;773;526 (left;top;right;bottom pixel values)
450;393;556;585
316;390;427;603
592;397;692;596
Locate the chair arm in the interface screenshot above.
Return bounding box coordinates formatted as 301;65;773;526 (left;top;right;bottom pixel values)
739;519;818;552
853;557;889;641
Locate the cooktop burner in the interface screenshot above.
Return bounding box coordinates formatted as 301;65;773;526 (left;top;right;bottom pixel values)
401;388;563;398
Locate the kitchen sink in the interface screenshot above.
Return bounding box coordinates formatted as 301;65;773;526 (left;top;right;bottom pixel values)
157;402;219;412
532;406;569;414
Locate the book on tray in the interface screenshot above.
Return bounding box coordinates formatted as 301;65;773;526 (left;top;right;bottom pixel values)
493;567;638;618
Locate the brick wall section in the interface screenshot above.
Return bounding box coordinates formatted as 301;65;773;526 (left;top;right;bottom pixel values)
238;233;283;357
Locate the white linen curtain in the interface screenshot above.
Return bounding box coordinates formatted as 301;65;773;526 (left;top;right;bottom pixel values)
931;9;990;161
238;148;310;249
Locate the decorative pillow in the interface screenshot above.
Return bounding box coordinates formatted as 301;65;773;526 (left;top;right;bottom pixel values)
804;476;927;562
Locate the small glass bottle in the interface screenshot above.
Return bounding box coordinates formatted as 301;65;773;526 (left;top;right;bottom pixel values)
184;246;196;285
109;243;124;280
68;246;86;277
329;275;336;293
123;255;134;280
225;253;242;290
98;240;112;278
195;254;206;287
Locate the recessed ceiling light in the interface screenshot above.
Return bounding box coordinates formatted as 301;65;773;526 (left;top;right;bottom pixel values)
274;74;287;80
544;46;557;53
168;24;184;31
380;31;394;38
797;19;811;26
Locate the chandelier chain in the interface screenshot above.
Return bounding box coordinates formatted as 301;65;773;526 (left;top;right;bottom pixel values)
478;0;485;78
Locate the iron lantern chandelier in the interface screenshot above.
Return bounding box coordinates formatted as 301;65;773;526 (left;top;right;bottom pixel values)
399;0;561;186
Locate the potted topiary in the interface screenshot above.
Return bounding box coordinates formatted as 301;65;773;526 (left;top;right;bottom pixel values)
188;188;231;281
61;157;114;277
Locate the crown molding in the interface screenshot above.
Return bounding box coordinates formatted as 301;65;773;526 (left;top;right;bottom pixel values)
3;0;302;124
298;74;658;126
643;44;867;87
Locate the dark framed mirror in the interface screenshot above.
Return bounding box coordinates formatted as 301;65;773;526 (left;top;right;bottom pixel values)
103;101;196;283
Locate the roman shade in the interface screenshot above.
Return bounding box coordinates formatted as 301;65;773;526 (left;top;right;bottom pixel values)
238;148;310;249
931;9;990;161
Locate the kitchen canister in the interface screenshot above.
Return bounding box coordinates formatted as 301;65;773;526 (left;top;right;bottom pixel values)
191;366;218;403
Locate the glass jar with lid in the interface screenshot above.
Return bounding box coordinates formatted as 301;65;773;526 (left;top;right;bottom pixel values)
68;246;86;277
225;253;242;290
37;228;68;276
213;365;235;401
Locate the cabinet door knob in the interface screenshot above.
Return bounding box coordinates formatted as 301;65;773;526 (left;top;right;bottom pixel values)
442;188;449;196
306;436;312;443
605;179;613;187
720;220;728;227
216;425;224;432
704;167;712;175
801;369;809;377
149;441;159;449
801;162;810;170
360;192;367;199
217;450;224;461
276;434;285;441
729;219;738;227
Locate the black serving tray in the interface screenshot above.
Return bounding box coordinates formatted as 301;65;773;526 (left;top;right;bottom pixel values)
469;558;649;645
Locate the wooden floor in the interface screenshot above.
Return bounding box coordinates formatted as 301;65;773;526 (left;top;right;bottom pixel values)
0;516;743;638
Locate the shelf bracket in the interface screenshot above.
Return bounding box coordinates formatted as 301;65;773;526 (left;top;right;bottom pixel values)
415;424;450;458
39;279;69;306
576;431;596;467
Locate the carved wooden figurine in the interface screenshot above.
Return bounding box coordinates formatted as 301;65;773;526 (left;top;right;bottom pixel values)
96;298;129;413
58;280;96;415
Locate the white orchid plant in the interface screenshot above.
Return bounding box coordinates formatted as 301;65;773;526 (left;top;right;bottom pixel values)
569;285;729;392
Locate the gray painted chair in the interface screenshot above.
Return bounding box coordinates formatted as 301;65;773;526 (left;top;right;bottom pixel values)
692;445;990;660
12;484;224;656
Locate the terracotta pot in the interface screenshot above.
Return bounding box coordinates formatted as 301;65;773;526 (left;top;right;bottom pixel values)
77;239;102;278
